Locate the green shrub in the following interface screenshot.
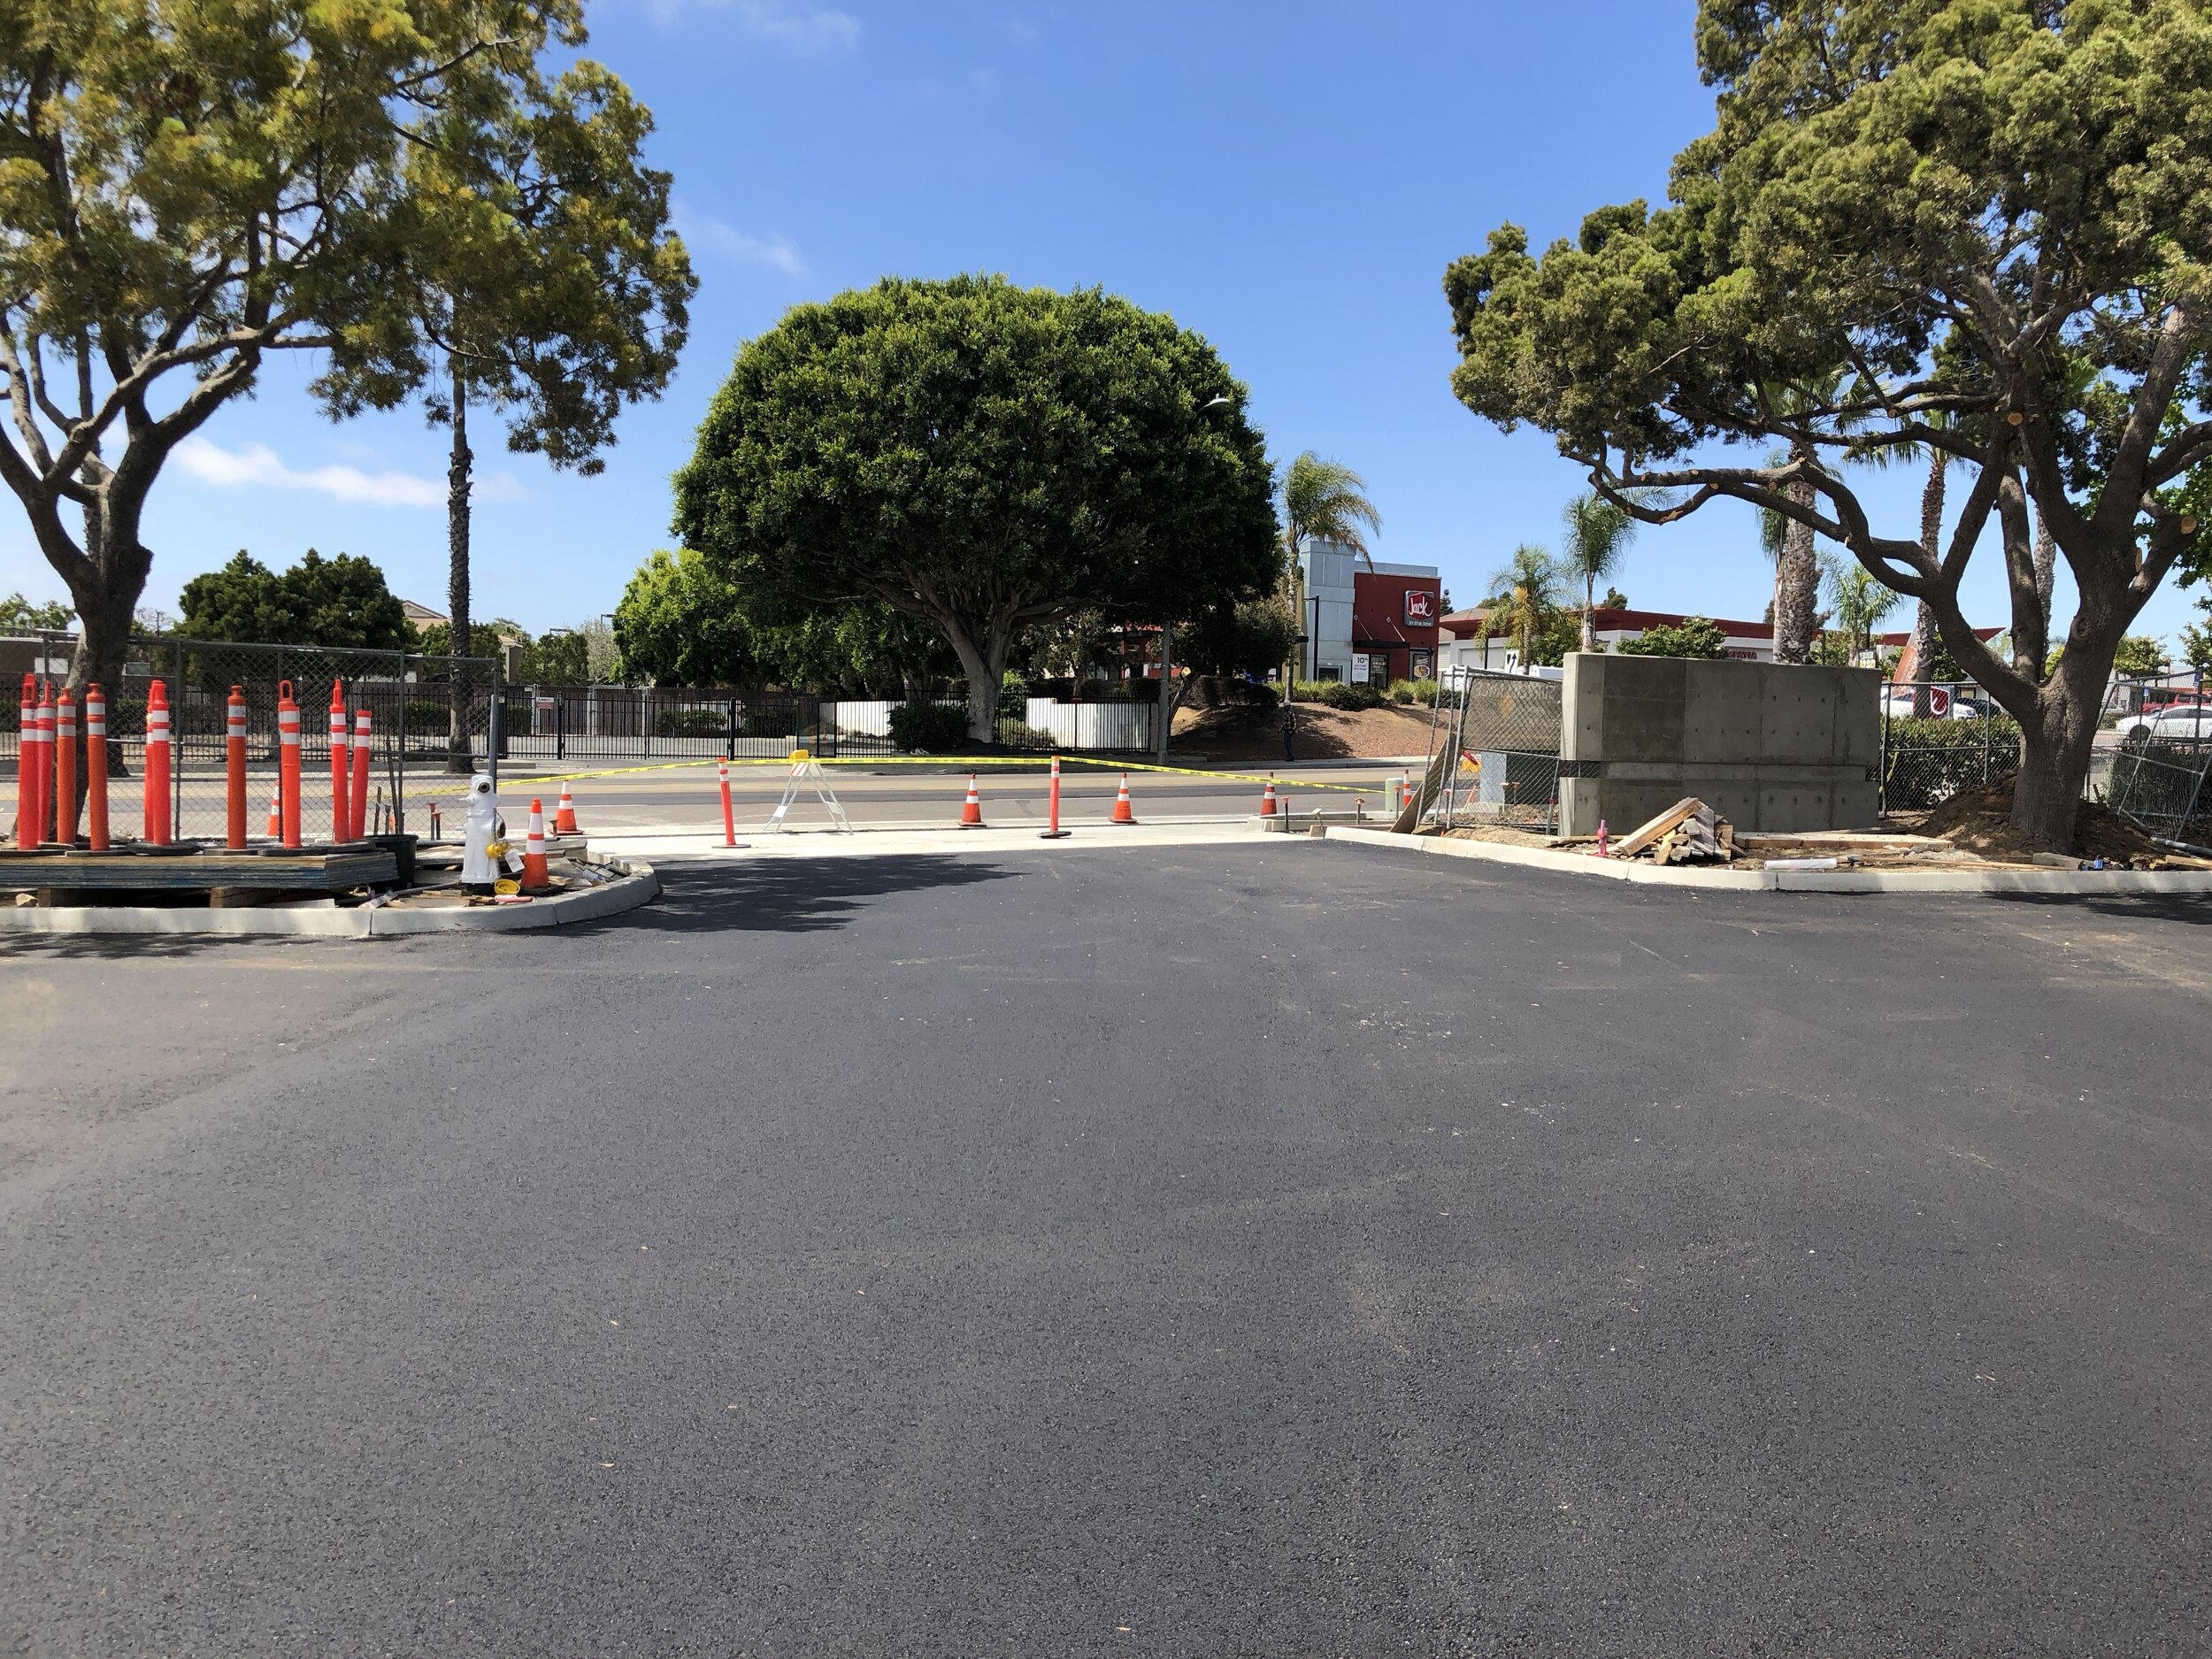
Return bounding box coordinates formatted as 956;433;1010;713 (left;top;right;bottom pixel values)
1317;681;1386;711
997;670;1031;723
403;698;449;735
888;701;970;753
993;718;1056;749
1618;617;1730;658
654;705;729;738
1409;678;1440;706
1386;678;1417;705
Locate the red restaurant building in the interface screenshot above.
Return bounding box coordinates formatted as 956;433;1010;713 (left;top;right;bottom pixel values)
1348;565;1444;685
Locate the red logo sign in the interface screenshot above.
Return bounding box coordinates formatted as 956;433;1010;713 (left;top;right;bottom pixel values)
1403;589;1437;626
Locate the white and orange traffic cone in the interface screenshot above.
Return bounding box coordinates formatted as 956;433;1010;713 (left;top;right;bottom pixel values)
1259;776;1277;817
958;772;986;829
265;781;283;840
524;797;549;888
1110;772;1137;825
553;784;580;835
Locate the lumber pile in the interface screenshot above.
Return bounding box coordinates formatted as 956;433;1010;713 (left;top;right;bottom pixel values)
1609;797;1738;865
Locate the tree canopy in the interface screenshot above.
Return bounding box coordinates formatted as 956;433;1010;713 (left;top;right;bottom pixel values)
1444;0;2212;848
176;549;413;652
0;0;681;725
673;275;1281;739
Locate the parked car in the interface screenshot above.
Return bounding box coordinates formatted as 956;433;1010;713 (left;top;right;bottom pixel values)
1882;687;1992;720
2123;703;2212;742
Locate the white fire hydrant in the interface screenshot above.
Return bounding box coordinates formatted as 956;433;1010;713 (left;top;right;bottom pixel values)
461;772;502;890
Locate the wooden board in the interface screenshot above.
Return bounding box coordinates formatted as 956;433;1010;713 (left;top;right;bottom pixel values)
0;849;396;892
1614;797;1706;858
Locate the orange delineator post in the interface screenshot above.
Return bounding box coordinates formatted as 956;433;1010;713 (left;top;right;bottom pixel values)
84;683;109;851
12;674;34;846
349;709;373;841
276;680;302;849
524;798;549;887
554;784;579;835
327;680;350;844
1040;754;1070;841
143;680;173;846
958;772;985;828
34;682;54;844
225;687;250;849
718;760;736;847
53;687;78;848
1110;772;1136;825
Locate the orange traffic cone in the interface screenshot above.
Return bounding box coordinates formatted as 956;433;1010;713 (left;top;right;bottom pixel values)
958;772;986;828
554;784;580;835
1110;773;1137;825
524;798;549;888
1259;776;1278;817
265;780;282;840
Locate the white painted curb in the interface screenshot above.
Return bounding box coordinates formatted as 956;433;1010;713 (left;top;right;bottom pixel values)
0;862;660;938
1320;826;2212;896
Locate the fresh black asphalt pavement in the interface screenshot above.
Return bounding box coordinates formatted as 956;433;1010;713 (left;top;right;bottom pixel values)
4;843;2208;1655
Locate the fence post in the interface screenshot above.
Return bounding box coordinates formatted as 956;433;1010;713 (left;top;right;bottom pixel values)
173;640;186;835
726;696;737;762
557;693;566;763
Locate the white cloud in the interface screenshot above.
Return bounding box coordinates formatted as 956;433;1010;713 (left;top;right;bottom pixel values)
672;204;807;275
647;0;861;50
174;437;525;507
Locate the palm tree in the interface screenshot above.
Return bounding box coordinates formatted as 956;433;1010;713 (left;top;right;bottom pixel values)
1822;553;1902;659
1484;543;1566;666
1279;452;1381;569
1560;490;1640;651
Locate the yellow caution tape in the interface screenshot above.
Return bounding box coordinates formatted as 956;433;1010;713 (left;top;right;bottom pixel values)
415;752;1412;795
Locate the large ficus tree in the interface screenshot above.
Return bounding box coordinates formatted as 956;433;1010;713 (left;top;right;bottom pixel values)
1445;0;2212;849
675;275;1282;742
0;0;685;741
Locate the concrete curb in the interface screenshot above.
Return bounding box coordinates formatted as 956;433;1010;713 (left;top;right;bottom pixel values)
1320;826;2212;896
0;862;660;938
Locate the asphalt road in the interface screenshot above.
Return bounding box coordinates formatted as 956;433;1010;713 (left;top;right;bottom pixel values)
4;847;2209;1656
467;758;1412;835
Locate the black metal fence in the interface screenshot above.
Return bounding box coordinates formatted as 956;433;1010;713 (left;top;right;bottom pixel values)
4;632;497;841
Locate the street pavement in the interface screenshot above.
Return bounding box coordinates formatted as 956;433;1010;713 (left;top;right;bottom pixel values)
454;758;1412;837
3;846;2209;1655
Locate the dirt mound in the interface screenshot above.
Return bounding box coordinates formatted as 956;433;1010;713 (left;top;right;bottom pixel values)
1918;773;2167;862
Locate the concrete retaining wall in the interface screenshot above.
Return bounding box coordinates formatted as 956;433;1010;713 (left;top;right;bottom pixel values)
1559;653;1880;835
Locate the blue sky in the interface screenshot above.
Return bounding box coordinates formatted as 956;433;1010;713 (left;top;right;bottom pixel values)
6;0;2201;652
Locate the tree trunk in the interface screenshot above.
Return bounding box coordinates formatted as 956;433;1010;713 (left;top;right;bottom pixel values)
1773;479;1818;664
1909;449;1945;710
2009;647;2108;850
941;618;1006;744
2032;508;2058;658
446;366;475;774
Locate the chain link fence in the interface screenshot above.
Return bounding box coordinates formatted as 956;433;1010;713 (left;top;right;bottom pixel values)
2101;668;2212;846
1877;680;2022;812
4;631;497;842
1424;669;1564;833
